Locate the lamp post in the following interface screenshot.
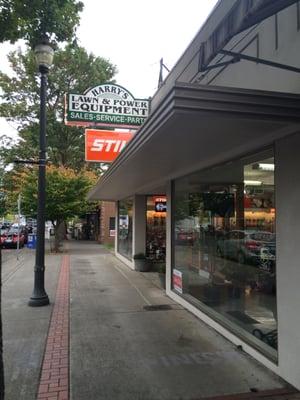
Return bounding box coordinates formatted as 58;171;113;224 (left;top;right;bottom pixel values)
28;40;54;307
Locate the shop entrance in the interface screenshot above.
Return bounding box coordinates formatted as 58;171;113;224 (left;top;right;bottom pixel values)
146;196;166;261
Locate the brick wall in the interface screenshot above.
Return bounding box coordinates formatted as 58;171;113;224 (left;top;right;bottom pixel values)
99;201;116;246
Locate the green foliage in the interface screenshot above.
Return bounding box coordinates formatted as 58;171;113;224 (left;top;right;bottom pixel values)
12;165;98;222
155;262;166;274
0;0;84;47
0;33;116;228
0;186;5;217
0;164;9;216
133;253;146;259
0;44;117;169
174;192;205;222
2;170;22;216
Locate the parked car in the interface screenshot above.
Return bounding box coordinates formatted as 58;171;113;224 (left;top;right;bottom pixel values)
175;228;195;245
0;224;10;245
0;223;10;235
216;230;275;270
1;226;26;248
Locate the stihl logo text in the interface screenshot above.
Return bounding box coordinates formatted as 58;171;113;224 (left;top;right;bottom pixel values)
91;139;127;153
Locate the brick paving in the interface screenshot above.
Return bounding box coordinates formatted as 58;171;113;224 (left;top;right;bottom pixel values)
37;255;70;400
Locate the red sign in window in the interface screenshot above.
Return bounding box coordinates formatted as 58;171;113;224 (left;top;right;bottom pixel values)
173;269;183;294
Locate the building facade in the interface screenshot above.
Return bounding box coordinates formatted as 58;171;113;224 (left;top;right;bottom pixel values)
98;201;116;246
89;0;300;389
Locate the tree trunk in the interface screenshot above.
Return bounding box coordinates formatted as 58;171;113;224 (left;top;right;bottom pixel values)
0;246;5;399
54;220;65;252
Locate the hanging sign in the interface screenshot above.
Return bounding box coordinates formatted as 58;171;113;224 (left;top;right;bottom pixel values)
85;129;133;162
65;83;149;129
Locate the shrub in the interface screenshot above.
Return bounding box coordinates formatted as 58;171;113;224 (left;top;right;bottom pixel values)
133;253;146;260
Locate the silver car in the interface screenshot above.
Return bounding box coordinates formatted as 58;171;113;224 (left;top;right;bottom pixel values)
216;230;275;270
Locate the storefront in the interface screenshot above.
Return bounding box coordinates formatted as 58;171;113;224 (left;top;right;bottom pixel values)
173;147;276;359
88;0;300;389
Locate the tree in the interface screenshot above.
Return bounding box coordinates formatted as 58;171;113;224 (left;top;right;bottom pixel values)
11;165;98;251
0;44;117;169
0;0;84;47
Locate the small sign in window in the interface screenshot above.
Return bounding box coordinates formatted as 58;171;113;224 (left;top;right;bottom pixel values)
173;269;183;294
154;197;167;212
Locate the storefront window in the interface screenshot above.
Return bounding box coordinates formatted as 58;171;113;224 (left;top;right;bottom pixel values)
117;198;133;259
173;149;277;355
146;196;166;261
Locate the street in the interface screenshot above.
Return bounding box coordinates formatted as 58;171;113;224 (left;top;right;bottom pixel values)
2;247;28;285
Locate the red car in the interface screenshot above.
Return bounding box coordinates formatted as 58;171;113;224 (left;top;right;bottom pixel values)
1;227;25;248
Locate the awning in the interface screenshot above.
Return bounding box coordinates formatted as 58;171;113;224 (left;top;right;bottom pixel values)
88;83;300;201
199;0;298;71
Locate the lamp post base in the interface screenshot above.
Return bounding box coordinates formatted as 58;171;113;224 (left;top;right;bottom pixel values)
28;293;50;307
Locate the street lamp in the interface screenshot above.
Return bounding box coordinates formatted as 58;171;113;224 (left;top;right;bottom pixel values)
28;40;54;307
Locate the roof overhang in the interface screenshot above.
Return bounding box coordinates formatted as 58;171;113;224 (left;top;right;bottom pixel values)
88;83;300;201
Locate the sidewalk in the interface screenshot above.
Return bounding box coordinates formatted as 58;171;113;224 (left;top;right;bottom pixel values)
2;245;61;400
2;241;299;400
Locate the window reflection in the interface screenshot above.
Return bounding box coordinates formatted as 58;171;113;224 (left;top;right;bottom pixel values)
118;198;133;259
173;149;277;352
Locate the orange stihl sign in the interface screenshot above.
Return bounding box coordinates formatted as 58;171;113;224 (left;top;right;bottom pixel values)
85;129;133;162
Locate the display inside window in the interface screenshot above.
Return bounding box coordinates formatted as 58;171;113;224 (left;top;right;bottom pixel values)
173;149;277;355
146;196;166;261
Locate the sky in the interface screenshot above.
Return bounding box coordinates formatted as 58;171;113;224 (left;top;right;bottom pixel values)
0;0;218;138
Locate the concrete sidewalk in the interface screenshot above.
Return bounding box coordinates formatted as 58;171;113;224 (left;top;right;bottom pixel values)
2;245;62;400
2;241;299;400
69;242;292;400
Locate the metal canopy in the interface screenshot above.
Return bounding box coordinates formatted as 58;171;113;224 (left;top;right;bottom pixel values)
88;83;300;201
198;0;298;71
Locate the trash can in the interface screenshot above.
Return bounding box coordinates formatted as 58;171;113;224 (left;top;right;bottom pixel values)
27;234;37;249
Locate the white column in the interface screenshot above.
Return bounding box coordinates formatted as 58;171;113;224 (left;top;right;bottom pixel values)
276;132;300;390
114;201;118;254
